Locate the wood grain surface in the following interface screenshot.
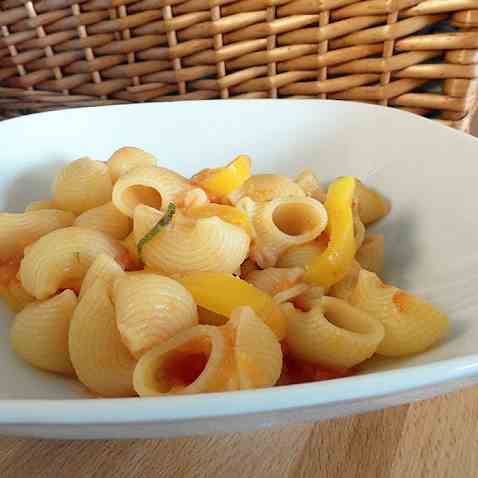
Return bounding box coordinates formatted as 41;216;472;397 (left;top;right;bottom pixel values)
1;115;477;478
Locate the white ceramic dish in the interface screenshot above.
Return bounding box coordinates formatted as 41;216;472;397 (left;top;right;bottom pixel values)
1;101;478;439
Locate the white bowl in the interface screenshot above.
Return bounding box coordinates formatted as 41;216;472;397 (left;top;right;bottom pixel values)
1;101;478;439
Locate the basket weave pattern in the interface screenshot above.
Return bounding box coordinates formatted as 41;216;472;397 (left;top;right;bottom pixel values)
1;0;478;128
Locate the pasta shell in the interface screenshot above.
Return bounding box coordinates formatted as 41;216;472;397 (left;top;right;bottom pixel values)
133;325;234;396
112;166;191;217
114;273;198;358
52;157;113;214
355;234;385;275
79;253;124;300
239;196;328;268
19;226;125;300
229;174;306;204
277;240;326;269
282;296;384;368
10;290;77;375
329;260;361;301
108;147;156;184
245;267;308;303
69;279;136;397
134;205;250;275
0;210;75;262
355;179;391;225
226;306;282;389
350;269;449;357
293;285;325;311
74;202;131;240
294;170;326;201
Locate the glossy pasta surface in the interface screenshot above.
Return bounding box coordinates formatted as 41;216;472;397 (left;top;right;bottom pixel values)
0;147;449;397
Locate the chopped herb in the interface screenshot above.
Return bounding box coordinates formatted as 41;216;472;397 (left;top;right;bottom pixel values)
137;202;176;261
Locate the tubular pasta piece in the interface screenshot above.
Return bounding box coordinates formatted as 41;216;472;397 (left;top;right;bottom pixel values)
79;253;124;300
112;166;191;217
350;269;449;357
282;296;384;368
134;324;235;396
19;226;125;300
0;210;75;262
70;278;136;397
277;240;327;269
114;273;198;358
229;174;305;204
74;202;131;240
355;179;391;225
355;234;385;275
238;196;327;268
108;147;157;184
52;157;113;214
10;290;77;375
134;205;250;275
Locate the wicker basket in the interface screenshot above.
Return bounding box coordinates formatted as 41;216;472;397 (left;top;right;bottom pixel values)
1;0;478;129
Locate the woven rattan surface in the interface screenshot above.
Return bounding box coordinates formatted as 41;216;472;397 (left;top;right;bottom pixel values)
1;0;478;129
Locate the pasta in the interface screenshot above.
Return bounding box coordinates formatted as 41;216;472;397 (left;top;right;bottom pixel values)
79;253;124;300
349;269;449;357
19;226;124;300
108;147;156;184
112;166;191;217
226;306;282;389
229;174;305;204
69;278;136;397
355;179;391;225
74;202;131;240
134;324;235;396
282;296;385;368
133;205;250;275
355;234;385;275
0;210;75;262
52;157;113;214
114;273;198;357
238;196;328;268
245;267;308;304
10;290;77;375
0;147;450;397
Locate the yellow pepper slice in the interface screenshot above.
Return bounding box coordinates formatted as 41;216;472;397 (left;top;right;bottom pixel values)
177;272;286;340
303;176;356;287
185;204;254;236
191;155;251;198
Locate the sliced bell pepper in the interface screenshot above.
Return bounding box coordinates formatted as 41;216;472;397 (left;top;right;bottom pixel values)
177;272;286;340
303;176;356;287
185;204;254;236
191;155;251;198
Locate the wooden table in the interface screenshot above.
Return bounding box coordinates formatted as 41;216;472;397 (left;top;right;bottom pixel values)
1;116;478;478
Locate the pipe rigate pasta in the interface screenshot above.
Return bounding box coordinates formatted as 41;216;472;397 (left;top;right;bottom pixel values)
133;205;250;275
133;325;234;396
112;166;191;217
10;290;77;375
114;273;198;358
69;278;136;397
108;147;156;184
355;179;391;225
19;226;125;300
52;157;113;214
282;296;385;368
0;210;75;262
238;196;328;268
350;269;449;357
355;234;385;275
74;202;131;240
229;174;306;204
